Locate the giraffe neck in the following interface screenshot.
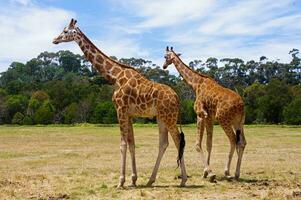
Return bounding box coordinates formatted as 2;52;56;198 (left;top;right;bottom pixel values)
172;55;205;90
74;28;123;84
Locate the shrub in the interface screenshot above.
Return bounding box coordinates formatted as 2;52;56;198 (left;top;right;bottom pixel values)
90;101;117;124
0;88;8;124
283;97;301;125
6;95;28;120
28;98;42;114
23;116;34;125
180;100;196;124
32;90;49;102
12;112;24;125
33;101;55;124
63;103;78;124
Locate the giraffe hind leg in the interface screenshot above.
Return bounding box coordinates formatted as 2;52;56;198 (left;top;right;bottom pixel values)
169;125;187;187
220;121;236;179
234;127;247;179
146;119;169;187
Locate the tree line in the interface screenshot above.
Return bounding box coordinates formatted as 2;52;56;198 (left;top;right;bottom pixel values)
0;49;300;125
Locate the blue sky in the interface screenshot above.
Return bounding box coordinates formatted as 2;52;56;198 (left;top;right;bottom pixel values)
0;0;301;73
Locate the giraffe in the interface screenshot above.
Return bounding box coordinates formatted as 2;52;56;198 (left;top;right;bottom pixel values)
162;47;247;181
52;19;187;188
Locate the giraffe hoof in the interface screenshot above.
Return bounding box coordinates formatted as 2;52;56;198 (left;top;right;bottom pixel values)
225;175;234;181
203;170;209;178
179;182;186;187
224;170;230;177
117;184;125;189
128;183;137;188
195;143;201;152
234;174;240;180
146;180;154;187
208;173;216;183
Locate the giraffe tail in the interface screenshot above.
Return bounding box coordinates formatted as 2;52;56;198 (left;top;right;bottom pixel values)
236;112;246;145
177;131;185;167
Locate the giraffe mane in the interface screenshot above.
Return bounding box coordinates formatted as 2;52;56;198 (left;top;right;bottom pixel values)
77;28;140;73
173;52;214;80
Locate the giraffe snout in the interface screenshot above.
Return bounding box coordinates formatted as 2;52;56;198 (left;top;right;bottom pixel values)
53;38;59;44
53;36;62;44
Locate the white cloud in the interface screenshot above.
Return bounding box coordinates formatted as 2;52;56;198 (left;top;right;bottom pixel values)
110;0;300;68
197;0;298;36
163;0;301;64
93;37;149;59
117;0;216;28
0;1;152;72
1;0;300;74
0;3;75;72
9;0;32;6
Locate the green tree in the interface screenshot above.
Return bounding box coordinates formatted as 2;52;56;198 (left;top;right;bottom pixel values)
63;103;78;124
257;79;292;123
33;101;55;124
27;90;49;115
23;116;34;125
6;95;28;122
180;100;196;124
90;101;117;124
204;57;219;80
243;82;265;124
0;88;8;124
44;80;73;111
283;97;301;124
58;50;83;73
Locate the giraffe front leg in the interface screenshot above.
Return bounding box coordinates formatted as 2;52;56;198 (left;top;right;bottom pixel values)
118;135;127;188
205;119;216;182
194;102;208;153
195;116;212;179
127;118;137;187
117;110;129;188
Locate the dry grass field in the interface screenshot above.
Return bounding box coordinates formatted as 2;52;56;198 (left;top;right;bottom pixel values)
0;125;300;200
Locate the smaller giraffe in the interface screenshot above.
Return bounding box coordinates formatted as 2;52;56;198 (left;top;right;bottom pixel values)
162;47;247;181
53;19;187;187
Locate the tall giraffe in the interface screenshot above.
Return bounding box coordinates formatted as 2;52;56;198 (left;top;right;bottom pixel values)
53;19;187;188
163;47;246;181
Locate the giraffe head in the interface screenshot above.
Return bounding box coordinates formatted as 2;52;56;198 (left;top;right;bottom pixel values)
163;46;181;69
53;18;79;44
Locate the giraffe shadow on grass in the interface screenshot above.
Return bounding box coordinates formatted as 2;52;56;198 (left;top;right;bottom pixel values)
216;176;271;186
134;184;204;189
